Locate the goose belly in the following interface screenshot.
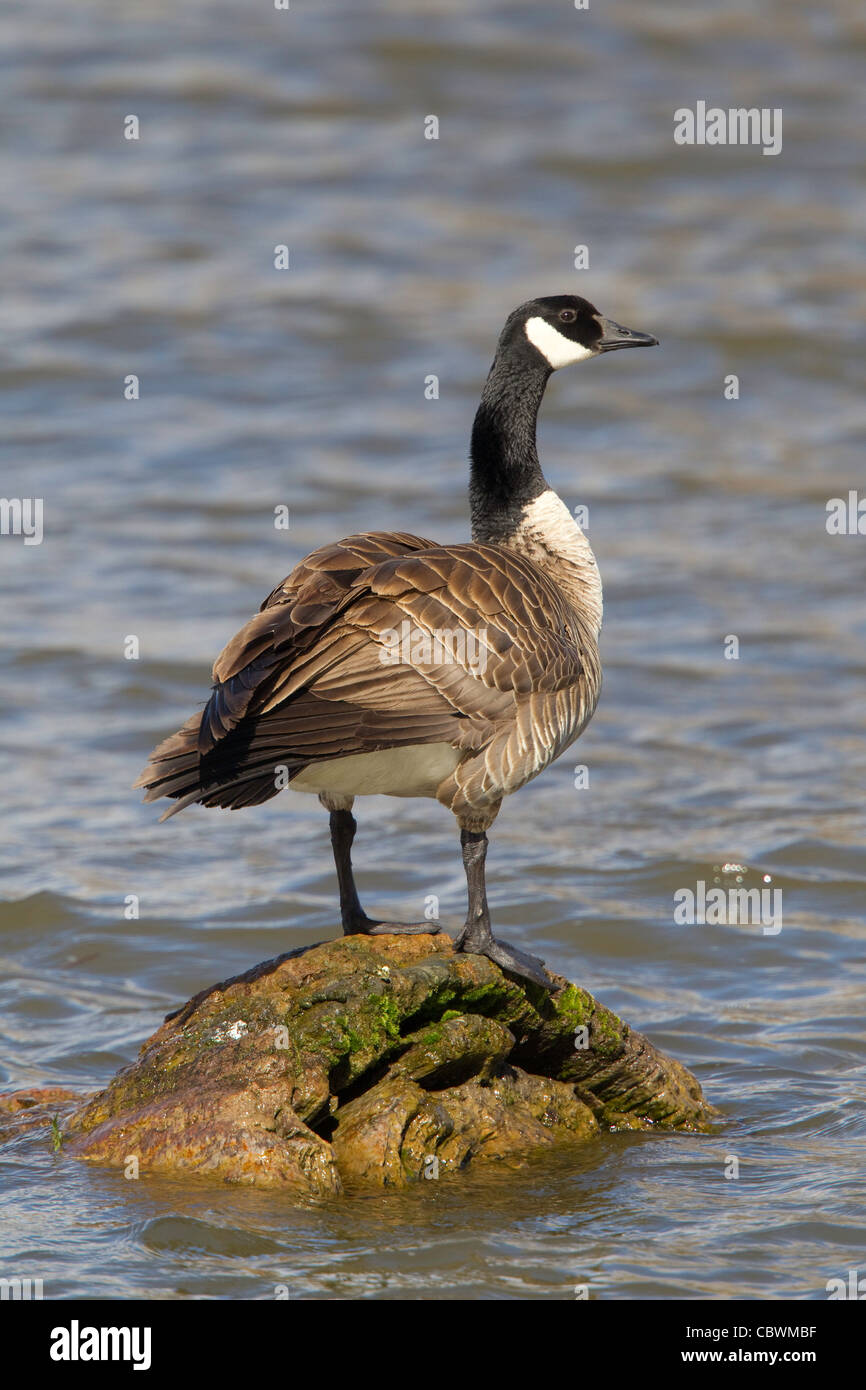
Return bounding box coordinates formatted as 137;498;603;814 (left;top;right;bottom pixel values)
290;742;462;798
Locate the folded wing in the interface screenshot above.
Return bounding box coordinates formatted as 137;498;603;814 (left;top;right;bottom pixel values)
134;532;594;817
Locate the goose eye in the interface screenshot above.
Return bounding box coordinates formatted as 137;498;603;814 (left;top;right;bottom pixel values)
558;308;576;323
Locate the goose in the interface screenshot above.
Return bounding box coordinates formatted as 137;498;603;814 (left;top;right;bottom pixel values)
135;295;658;989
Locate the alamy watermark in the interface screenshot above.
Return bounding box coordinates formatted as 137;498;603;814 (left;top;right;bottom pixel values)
378;619;488;673
49;1323;151;1370
1;1275;44;1299
674;878;782;935
0;497;43;545
826;1268;866;1299
826;491;866;535
674;102;782;157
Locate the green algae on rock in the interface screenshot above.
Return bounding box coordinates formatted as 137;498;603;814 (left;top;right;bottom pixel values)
54;933;716;1193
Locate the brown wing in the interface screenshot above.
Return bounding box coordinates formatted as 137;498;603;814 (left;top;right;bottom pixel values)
134;533;596;816
135;531;442;810
200;531;441;748
358;545;600;819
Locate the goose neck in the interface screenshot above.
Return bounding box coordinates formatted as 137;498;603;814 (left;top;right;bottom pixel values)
469;354;550;540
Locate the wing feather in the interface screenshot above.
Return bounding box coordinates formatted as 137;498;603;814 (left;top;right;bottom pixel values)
134;532;597;815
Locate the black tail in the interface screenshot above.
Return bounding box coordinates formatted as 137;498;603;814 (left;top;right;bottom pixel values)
133;711;304;820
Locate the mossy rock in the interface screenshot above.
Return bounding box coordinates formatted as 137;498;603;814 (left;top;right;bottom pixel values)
20;933;719;1194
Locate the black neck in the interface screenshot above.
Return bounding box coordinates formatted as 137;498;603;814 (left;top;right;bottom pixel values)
469;351;551;541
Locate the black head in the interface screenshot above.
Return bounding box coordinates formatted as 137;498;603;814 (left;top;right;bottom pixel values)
497;294;658;370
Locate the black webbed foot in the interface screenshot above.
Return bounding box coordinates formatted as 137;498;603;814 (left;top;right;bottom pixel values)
343;913;440;938
453;925;554;991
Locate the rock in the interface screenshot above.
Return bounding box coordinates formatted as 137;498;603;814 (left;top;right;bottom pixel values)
0;1086;80;1116
0;1087;81;1144
392;1012;515;1086
68;1086;340;1192
30;932;716;1193
331;1067;597;1187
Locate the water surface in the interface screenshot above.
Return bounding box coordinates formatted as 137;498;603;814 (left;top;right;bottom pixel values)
1;0;864;1299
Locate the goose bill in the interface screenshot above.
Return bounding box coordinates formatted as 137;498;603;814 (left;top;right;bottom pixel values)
595;316;659;351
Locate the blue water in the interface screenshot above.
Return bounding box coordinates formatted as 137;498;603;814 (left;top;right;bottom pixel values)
1;0;864;1298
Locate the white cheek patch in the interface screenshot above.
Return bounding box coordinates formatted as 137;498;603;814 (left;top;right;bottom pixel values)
525;316;594;368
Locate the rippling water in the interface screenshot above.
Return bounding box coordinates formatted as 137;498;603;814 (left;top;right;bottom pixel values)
1;0;865;1299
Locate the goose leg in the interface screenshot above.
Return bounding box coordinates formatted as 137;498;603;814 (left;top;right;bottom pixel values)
453;829;554;991
328;808;439;936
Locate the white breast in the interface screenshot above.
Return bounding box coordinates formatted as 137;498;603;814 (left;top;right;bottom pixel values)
504;489;603;636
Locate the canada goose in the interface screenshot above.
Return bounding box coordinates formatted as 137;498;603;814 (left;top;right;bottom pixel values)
135;295;657;989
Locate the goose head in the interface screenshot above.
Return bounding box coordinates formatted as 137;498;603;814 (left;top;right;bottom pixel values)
500;294;658;370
